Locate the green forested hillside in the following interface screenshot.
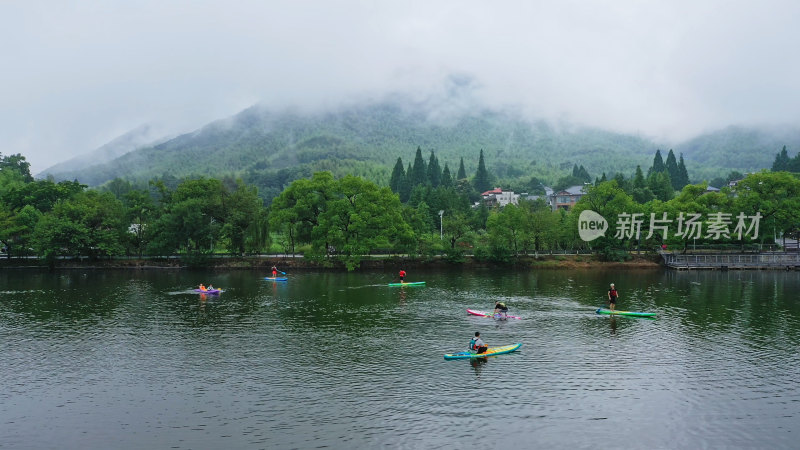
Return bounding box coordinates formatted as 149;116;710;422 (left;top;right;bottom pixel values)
676;125;800;180
47;101;796;200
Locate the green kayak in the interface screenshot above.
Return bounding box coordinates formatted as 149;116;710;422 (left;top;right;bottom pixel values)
388;281;426;287
596;308;656;318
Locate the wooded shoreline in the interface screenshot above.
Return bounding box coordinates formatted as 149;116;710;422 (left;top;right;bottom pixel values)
0;254;663;271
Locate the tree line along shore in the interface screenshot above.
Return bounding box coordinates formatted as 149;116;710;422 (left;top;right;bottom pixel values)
1;148;797;271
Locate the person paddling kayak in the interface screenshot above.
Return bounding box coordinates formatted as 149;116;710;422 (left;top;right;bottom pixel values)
469;331;488;354
608;283;619;311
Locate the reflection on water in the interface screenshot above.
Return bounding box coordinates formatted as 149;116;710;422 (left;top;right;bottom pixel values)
0;268;799;448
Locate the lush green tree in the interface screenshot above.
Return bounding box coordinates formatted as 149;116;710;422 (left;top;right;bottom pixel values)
122;189;156;257
32;190;127;262
676;154;690;188
442;211;470;249
631;165;655;203
0;204;41;257
647;171;674;202
104;178;134;199
3;179;85;212
441;163;453;188
772;146;791;171
0;153;33;183
789;151;800;172
456;157;467;179
524;199;561;252
648;149;666;177
389;157;405;193
410;147;427;187
269;171;335;254
733;171;800;242
665;150;680;190
572;164;592;183
569;180;640;260
145;178;229;256
313;175;413;270
221;181;265;255
427;151;442;187
473;149;491;193
657;182;720;251
486;204;531;257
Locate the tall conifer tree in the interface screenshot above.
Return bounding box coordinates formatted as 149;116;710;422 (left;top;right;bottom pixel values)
441;163;453;188
457;157;467;179
648;149;666;177
677;154;690;189
389;157;405;194
665;149;679;190
410;146;427;187
427;151;442;187
772;146;791;171
473;149;491;193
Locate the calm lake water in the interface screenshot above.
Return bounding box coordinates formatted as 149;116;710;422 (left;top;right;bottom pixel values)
1;267;799;449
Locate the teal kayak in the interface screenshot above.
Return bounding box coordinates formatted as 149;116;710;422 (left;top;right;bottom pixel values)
444;343;522;360
388;281;426;287
596;308;656;318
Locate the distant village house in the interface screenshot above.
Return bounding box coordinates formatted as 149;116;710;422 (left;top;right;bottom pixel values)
478;185;589;211
479;188;520;207
551;185;588;210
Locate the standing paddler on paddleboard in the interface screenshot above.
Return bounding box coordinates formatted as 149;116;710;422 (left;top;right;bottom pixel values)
608;283;619;311
398;269;407;283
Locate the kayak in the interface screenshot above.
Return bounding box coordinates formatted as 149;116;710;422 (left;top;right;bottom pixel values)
467;308;521;320
194;288;222;294
264;277;288;281
444;343;522;360
388;281;426;287
596;308;656;318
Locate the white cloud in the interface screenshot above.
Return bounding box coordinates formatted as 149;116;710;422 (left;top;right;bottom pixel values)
2;0;799;172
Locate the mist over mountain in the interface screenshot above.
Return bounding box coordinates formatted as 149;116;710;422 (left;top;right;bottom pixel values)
41;98;797;196
37;123;173;179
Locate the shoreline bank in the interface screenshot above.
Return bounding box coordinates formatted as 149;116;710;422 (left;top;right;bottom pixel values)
0;254;663;271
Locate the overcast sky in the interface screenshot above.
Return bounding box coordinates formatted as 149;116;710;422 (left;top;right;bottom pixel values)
2;0;800;173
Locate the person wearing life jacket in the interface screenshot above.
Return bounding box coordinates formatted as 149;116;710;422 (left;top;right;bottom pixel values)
469;331;488;354
271;266;279;278
398;269;406;283
199;284;207;292
494;301;509;320
608;283;619;311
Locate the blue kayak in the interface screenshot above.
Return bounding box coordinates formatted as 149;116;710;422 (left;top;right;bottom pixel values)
444;343;522;360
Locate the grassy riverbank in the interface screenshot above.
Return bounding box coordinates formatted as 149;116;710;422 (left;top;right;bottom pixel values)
0;254;663;270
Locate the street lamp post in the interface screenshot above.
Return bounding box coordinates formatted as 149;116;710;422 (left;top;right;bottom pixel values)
439;210;444;240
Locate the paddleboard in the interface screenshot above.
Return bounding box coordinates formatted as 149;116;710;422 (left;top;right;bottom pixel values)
388;281;426;287
264;277;288;281
194;288;222;294
444;343;522;360
596;308;655;318
467;308;521;320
